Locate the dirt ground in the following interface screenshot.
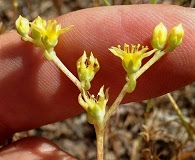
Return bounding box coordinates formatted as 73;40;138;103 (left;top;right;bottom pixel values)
0;0;195;160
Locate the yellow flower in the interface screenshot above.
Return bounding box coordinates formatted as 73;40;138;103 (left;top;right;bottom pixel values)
151;22;168;50
15;15;30;37
30;16;47;41
109;43;157;75
78;86;109;125
168;24;184;50
77;51;100;90
15;15;74;60
30;16;73;48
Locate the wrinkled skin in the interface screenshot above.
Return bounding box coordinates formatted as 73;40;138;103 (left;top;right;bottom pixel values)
0;4;195;159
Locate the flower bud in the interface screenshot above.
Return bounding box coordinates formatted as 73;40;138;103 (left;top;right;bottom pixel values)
168;24;184;50
151;22;168;50
15;15;30;37
16;16;73;50
30;16;46;41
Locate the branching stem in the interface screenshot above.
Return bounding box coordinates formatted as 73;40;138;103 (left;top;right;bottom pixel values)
135;50;165;79
103;0;111;6
104;83;128;125
52;54;82;91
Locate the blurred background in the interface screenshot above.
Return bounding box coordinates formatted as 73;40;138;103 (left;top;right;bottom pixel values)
0;0;195;159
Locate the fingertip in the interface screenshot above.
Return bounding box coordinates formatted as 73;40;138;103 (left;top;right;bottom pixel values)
0;137;76;160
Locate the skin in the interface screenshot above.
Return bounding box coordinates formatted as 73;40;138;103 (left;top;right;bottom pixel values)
0;4;195;159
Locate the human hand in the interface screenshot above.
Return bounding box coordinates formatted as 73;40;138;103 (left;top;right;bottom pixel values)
0;4;194;159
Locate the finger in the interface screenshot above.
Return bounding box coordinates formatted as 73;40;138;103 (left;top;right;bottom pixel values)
0;137;76;160
0;5;195;141
57;4;195;101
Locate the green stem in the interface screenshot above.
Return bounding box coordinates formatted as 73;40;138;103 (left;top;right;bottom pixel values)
104;83;128;125
150;0;157;4
167;93;192;138
52;54;82;91
135;50;165;79
104;50;168;135
103;0;111;6
95;124;104;160
136;45;176;79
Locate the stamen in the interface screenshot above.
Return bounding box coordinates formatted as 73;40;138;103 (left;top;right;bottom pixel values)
136;44;141;51
131;45;135;53
124;43;129;53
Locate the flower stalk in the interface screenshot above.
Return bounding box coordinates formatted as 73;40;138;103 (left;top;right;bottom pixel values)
105;22;185;141
94;124;104;160
52;54;82;91
135;50;165;79
15;16;185;160
104;83;128;125
15;16;81;90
